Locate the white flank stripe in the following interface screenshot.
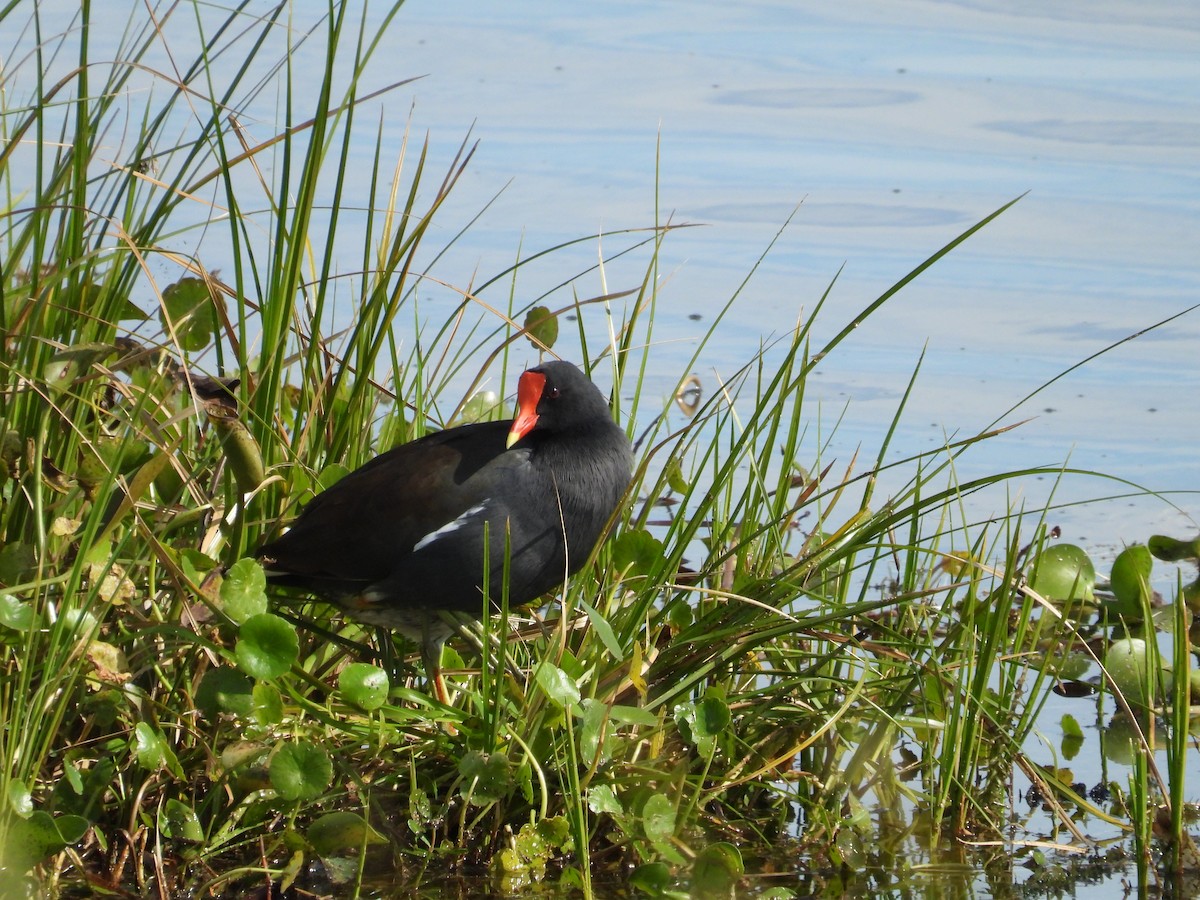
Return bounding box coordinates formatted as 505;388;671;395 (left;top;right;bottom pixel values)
413;503;487;552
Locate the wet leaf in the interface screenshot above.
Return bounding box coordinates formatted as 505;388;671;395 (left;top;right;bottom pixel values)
160;799;204;842
269;741;333;801
1060;714;1084;760
134;722;168;770
629;861;672;894
1050;652;1091;681
692;841;744;895
235;613;298;680
588;784;623;816
339;662;390;711
674;690;730;755
580;699;610;764
5;811;86;870
534;662;580;710
7;782;32;817
693;692;731;738
459;751;512;805
1104;637;1170;709
641;793;676;844
308;811;385;856
1028;544;1095;603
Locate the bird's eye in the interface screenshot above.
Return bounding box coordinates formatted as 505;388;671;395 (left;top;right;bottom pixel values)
546;386;560;399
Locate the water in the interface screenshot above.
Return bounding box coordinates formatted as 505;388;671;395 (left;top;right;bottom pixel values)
348;0;1200;564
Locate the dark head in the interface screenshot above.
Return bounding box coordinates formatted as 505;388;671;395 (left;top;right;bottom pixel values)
506;361;618;448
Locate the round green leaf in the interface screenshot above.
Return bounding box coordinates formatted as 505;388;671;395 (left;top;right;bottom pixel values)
693;694;731;739
269;741;333;801
317;463;350;490
587;784;623;816
629;861;673;894
5;812;73;871
338;662;390;711
235;613;298;680
252;682;284;725
220;558;268;623
0;593;34;632
160;276;220;353
160;799;204;842
673;694;728;755
307;811;385;856
611;529;664;579
1029;544;1095;602
55;814;89;844
195;667;254;718
455;391;504;425
692;841;744;894
134;722;167;770
523;305;559;350
458;751;512;805
641;793;677;844
534;662;580;710
1105;637;1171;709
7;781;32;818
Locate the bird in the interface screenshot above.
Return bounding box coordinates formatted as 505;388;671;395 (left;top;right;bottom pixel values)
256;360;632;704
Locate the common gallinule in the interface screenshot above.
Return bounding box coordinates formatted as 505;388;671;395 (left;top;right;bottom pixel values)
256;361;632;702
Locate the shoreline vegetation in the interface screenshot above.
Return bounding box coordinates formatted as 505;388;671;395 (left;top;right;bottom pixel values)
1;3;1196;896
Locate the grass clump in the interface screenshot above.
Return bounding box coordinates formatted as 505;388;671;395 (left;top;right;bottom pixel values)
1;2;1197;897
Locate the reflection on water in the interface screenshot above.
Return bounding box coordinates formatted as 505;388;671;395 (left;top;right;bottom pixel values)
711;87;922;109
